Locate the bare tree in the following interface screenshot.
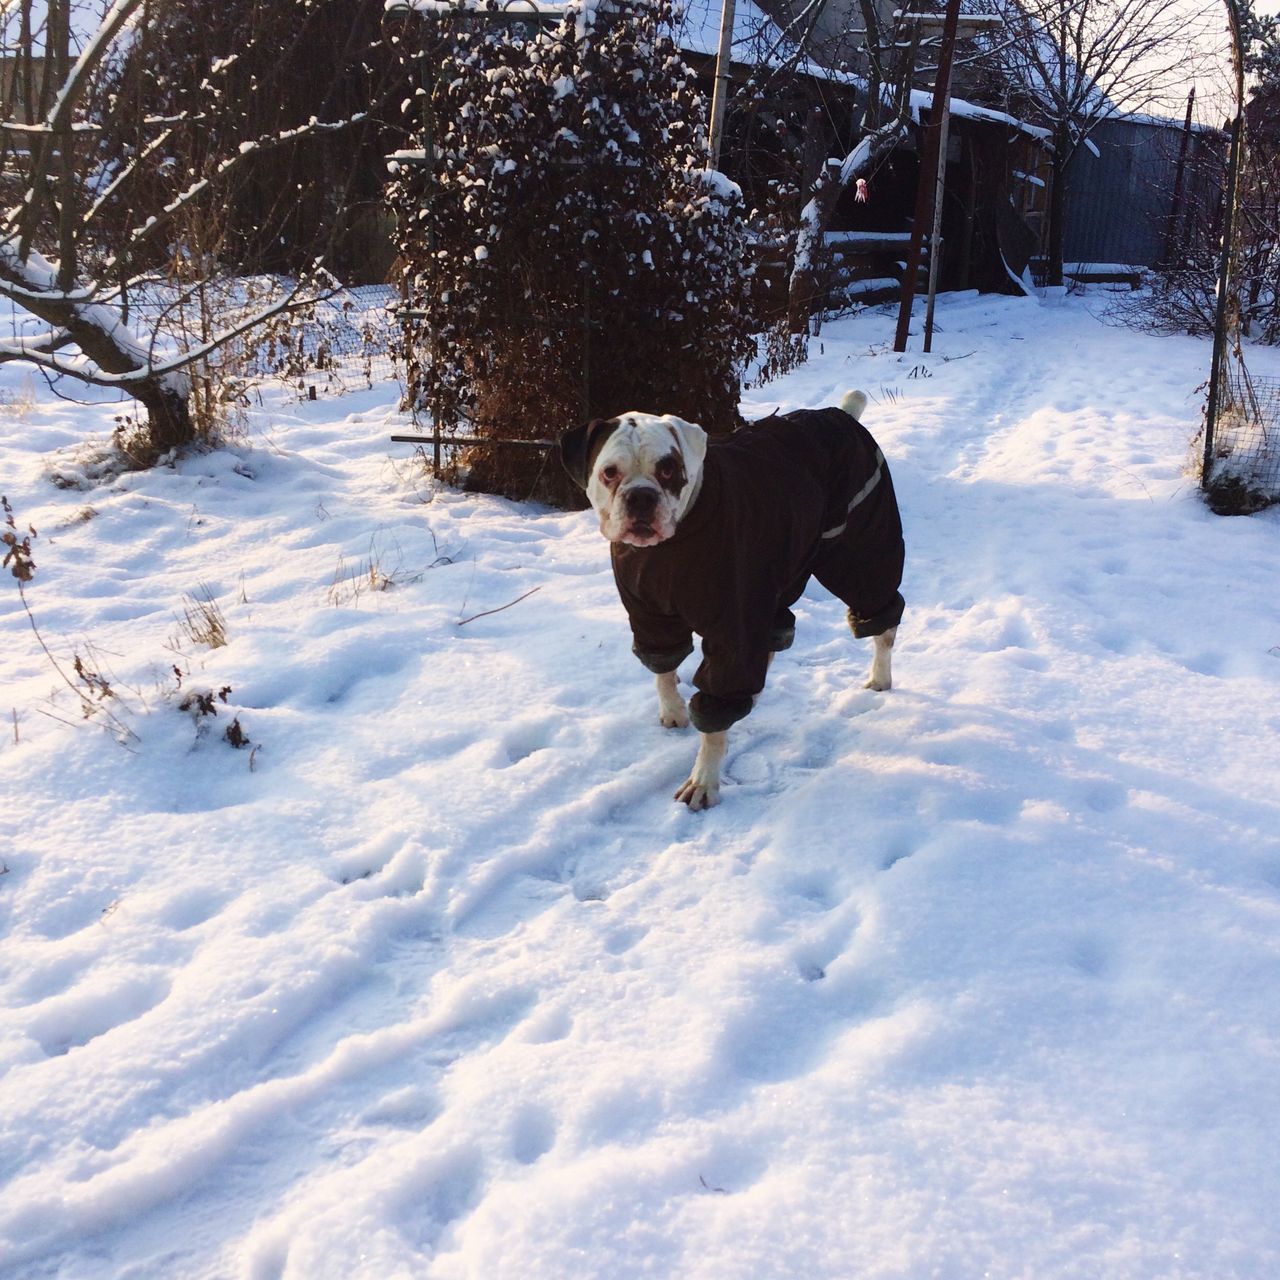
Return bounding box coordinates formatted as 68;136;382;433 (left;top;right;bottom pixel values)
0;0;377;461
696;1;926;334
974;0;1217;285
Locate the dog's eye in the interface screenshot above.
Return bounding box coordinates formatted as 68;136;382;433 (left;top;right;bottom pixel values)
600;464;620;484
656;457;674;477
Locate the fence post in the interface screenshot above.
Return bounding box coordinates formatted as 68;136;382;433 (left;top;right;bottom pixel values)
1202;2;1246;490
893;0;962;353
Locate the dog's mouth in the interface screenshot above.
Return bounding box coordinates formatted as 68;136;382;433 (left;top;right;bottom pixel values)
618;520;668;547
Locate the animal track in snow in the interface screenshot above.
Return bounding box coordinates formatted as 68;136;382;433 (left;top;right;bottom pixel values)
499;716;563;766
27;969;170;1056
518;1003;573;1044
782;873;839;912
151;885;230;932
1082;780;1127;814
359;1086;442;1131
510;1104;557;1165
28;890;115;941
1183;650;1226;678
390;1144;485;1255
791;909;861;983
10;950;93;1005
1068;936;1112;979
602;922;648;955
880;834;919;871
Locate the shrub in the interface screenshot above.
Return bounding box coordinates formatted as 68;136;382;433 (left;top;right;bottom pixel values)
388;0;755;505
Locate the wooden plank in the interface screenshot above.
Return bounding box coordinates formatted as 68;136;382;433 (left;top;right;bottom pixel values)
386;435;552;450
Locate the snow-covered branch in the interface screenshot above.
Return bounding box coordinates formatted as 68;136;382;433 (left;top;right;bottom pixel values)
1;0;393;457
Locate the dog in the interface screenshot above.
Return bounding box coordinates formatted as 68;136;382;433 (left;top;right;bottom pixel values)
560;390;905;809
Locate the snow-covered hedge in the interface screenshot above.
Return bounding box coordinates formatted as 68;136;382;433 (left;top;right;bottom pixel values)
388;0;755;504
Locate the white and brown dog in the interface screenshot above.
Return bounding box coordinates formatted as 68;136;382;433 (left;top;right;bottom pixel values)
561;391;905;808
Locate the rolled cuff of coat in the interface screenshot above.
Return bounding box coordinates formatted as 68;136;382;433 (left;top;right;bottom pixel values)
632;638;694;674
849;590;905;639
768;625;795;653
689;690;754;733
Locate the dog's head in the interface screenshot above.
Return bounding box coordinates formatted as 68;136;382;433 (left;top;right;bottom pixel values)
560;412;708;547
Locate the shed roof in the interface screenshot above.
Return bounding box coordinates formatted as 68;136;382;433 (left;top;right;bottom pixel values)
384;0;1051;140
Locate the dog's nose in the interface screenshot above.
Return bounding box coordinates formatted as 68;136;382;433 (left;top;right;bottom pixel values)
623;486;660;517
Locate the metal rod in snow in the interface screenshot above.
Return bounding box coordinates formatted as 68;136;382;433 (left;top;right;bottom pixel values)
707;0;737;168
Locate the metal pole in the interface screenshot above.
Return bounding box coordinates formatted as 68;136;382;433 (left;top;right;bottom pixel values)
923;100;951;353
893;0;962;352
707;0;737;167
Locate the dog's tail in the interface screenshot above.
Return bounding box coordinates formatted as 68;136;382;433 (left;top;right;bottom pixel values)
840;389;868;421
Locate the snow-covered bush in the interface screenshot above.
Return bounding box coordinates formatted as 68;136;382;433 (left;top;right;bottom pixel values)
388;0;754;504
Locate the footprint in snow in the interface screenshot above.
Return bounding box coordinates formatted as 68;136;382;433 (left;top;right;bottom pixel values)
499;717;561;766
510;1104;557;1165
360;1086;442;1130
791;909;861;983
518;1003;573;1044
602;922;648;955
27;969;170;1057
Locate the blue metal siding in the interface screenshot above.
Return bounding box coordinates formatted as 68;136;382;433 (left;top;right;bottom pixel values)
1062;118;1222;267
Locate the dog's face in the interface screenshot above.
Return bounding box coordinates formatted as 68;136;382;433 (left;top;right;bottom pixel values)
560;412;708;547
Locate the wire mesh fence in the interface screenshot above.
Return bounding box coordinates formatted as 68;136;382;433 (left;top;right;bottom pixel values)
112;278;404;402
1204;362;1280;513
231;284;401;398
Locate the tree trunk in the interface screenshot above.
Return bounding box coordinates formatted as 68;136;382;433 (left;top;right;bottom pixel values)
1046;131;1069;287
788;111;833;335
135;379;195;455
0;265;197;458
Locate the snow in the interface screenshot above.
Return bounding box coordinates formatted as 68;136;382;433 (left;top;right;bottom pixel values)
827;230;912;245
2;290;1280;1279
1063;263;1145;275
843;276;900;297
907;86;1053;140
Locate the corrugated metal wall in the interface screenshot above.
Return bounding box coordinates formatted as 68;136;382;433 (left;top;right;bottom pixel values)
1062;117;1223;268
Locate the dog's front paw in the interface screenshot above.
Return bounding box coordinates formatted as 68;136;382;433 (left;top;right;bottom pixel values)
660;702;690;729
674;731;726;810
674;775;720;809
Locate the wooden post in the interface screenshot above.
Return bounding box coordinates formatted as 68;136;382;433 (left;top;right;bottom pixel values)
1161;86;1196;270
1203;41;1245;490
707;0;737;168
893;0;962;352
923;102;952;352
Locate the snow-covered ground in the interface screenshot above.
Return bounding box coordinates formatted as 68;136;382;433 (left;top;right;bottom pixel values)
2;291;1278;1279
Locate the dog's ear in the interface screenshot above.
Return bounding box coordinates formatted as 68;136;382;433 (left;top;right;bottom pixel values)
660;415;709;474
560;418;618;490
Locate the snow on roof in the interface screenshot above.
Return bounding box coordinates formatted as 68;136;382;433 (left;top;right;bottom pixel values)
908;87;1052;141
382;0;1049;137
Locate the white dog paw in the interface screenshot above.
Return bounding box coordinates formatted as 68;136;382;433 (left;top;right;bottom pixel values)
863;674;891;691
674;777;720;809
659;705;690;729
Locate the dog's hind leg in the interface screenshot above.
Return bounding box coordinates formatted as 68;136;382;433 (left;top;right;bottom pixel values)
656;670;690;728
864;626;897;691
